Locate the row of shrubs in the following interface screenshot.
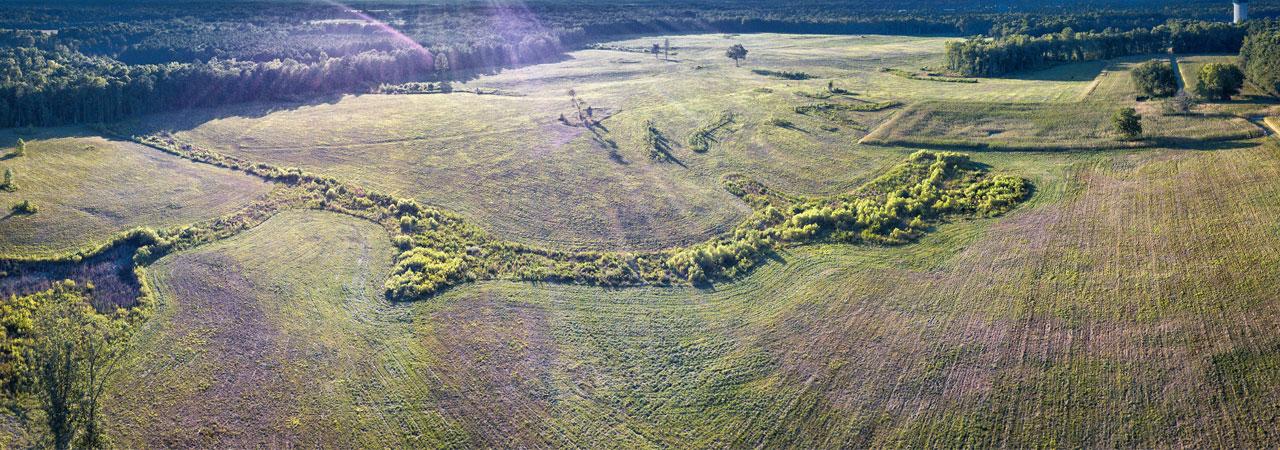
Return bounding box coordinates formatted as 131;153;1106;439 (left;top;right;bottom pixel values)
751;69;814;80
880;67;979;83
110;135;1030;300
665;151;1028;282
687;111;737;153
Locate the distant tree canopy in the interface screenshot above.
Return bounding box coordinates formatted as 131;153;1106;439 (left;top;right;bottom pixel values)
1;2;1278;127
1194;62;1245;100
1132;60;1178;97
1240;30;1280;97
945;21;1257;77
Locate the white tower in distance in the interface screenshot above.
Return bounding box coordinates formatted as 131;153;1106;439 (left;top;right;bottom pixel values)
1234;0;1249;24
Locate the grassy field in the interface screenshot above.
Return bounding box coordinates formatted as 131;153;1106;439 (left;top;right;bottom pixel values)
0;128;272;256
105;142;1280;447
131;33;1107;251
108;210;468;447
6;31;1280;447
865;56;1263;150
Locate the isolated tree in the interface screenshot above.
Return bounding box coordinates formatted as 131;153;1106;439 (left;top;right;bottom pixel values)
2;167;13;191
652;43;661;59
726;44;748;67
1112;107;1143;140
828;81;835;92
664;39;670;59
28;284;123;449
14;138;25;157
434;52;450;75
1194;62;1244;101
1131;60;1178;98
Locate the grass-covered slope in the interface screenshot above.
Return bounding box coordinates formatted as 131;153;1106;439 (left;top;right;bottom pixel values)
0;130;271;255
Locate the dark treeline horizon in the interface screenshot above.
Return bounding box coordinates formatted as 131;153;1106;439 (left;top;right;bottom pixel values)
1;0;1278;128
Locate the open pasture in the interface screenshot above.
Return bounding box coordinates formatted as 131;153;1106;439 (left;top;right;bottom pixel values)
0;129;272;256
138;33;1110;251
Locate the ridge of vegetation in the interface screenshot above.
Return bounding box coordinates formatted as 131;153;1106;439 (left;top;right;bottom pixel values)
2;129;1025;306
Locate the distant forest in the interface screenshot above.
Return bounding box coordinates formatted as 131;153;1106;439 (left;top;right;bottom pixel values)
2;0;1279;127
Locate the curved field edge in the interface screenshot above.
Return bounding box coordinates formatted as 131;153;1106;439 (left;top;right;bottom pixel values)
0;127;1029;317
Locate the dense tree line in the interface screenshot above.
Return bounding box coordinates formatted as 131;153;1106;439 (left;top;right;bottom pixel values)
945;21;1258;77
2;0;1278;127
1240;30;1280;97
0;31;566;127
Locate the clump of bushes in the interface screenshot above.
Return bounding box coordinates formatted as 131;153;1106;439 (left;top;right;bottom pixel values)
1131;60;1178;98
664;150;1029;283
643;120;673;161
1;167;14;191
687;112;736;153
881;67;979;83
767;116;794;128
11;199;36;214
1162;92;1198;116
751;69;812;80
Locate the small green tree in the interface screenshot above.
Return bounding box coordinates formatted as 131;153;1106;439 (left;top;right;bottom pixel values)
1194;62;1245;101
2;167;13;191
27;283;122;449
1131;60;1178;98
12;199;36;214
14;138;26;157
1112;107;1143;140
725;44;748;67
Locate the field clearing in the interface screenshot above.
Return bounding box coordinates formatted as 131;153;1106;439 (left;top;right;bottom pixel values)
0;129;272;255
103;138;1280;446
865;57;1262;150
